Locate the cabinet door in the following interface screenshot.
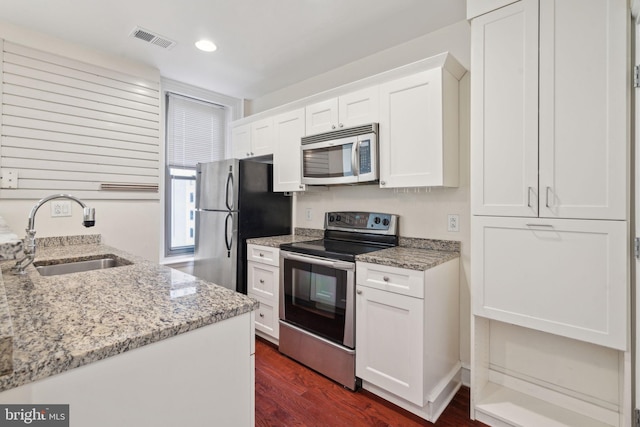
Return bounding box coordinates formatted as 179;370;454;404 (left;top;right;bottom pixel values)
471;216;628;350
338;86;379;129
355;284;424;405
379;69;458;188
305;98;338;136
249;293;279;340
273;109;306;192
232;124;251;159
250;118;273;157
470;0;539;217
247;261;278;300
538;0;627;220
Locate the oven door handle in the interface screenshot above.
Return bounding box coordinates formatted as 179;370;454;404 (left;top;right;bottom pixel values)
281;251;355;271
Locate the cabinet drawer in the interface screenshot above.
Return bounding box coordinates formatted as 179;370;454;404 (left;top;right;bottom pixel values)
247;244;279;266
356;262;424;299
471;216;628;350
249;294;278;339
247;262;278;300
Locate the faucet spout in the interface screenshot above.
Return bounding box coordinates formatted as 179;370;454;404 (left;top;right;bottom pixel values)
14;194;96;274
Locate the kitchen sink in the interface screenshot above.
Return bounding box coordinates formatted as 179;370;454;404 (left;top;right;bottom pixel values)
34;254;132;276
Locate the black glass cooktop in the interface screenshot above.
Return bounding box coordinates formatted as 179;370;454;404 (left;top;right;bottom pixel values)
280;238;392;262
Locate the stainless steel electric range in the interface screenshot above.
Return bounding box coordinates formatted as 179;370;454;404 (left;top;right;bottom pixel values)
278;211;399;390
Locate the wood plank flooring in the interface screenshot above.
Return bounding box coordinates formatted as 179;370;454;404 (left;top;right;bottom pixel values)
255;337;487;426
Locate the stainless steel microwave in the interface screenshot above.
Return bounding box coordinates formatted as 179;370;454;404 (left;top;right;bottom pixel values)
301;123;378;185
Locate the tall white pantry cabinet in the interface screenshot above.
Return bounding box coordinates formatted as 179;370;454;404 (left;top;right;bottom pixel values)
469;1;630;427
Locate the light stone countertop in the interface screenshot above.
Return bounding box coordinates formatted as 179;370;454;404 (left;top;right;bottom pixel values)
355;246;459;271
0;216;22;261
0;237;258;392
247;234;319;248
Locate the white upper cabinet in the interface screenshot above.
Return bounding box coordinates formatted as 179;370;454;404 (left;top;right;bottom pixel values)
305;86;379;136
471;0;628;220
231;123;251;159
232;118;274;159
379;55;465;188
273;108;306;192
538;0;627;220
471;0;539;216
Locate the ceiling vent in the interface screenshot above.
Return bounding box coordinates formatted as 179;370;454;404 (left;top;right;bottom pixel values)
129;26;176;50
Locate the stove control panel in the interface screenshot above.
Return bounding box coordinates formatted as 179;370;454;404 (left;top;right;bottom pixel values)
325;211;398;235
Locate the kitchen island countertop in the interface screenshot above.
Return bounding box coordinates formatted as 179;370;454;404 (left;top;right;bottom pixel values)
0;236;258;392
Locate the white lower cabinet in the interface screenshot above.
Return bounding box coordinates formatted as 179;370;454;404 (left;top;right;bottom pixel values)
472;216;628;350
247;244;280;343
355;260;460;422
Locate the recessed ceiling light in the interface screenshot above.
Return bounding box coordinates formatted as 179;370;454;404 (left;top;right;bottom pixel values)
195;39;217;52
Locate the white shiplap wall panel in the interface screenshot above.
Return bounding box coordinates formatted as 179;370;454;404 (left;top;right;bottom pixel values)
3;127;157;154
4;85;158;122
0;41;161;200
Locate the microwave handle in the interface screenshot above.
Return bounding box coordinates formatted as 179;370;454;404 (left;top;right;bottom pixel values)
351;141;359;176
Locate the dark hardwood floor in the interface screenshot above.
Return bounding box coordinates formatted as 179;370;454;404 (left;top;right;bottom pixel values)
255;337;487;426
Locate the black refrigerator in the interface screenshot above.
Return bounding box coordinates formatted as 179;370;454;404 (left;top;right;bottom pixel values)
193;159;292;294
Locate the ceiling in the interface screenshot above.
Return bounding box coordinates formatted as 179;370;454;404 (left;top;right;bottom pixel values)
0;0;466;100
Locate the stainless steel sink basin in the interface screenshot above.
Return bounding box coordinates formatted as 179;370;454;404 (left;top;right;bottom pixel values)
34;254;132;276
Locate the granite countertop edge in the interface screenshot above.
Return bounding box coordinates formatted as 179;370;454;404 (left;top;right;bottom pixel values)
0;235;258;392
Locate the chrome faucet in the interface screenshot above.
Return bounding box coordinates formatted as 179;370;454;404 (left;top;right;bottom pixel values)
13;194;95;274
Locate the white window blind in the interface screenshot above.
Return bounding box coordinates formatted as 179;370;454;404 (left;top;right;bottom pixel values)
0;41;161;200
166;93;227;168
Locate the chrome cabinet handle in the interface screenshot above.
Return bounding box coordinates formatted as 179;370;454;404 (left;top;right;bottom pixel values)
299;185;304;189
259;313;264;318
380;180;386;186
546;187;552;208
259;253;264;257
527;187;533;208
339;123;344;128
526;223;553;228
331;124;336;130
356;289;363;295
259;279;264;284
383;276;390;282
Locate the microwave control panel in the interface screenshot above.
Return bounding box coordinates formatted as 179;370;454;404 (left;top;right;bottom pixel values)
359;140;371;174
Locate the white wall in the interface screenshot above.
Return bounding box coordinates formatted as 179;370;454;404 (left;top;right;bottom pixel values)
250;20;473;368
248;20;471;114
0;21;162;262
0;200;160;262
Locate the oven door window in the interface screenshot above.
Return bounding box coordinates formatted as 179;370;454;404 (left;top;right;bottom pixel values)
282;257;348;346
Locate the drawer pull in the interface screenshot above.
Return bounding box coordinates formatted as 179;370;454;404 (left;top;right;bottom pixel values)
259;253;264;257
259;279;265;284
259;313;264;318
383;276;390;282
356;289;363;295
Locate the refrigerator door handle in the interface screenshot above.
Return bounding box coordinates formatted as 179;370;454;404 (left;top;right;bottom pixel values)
224;212;233;257
225;172;234;211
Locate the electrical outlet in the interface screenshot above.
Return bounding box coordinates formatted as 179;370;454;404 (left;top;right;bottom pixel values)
447;214;459;232
305;208;313;221
51;200;72;217
0;169;18;189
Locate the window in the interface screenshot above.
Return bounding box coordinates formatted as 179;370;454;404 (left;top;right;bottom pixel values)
165;93;227;256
